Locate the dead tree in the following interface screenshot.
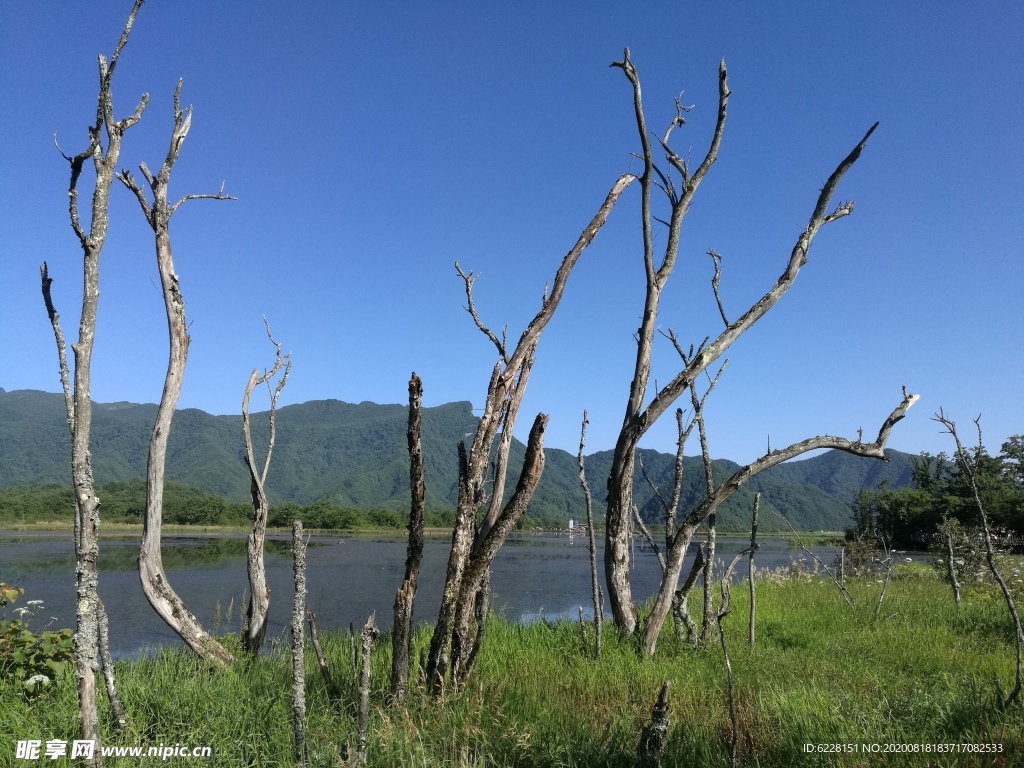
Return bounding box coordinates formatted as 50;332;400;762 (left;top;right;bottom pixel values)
424;174;632;692
717;548;752;768
639;390;917;655
118;79;235;667
935;412;1022;707
603;47;883;636
748;493;760;650
291;521;307;768
40;2;146;758
578;411;603;657
241;320;291;654
450;413;549;686
391;373;426;704
357;613;379;765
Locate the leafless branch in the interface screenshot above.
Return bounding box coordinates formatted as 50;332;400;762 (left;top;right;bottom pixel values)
768;507;855;607
632;505;666;573
708;249;729;326
933;411;1022;707
455;262;509;363
39;264;74;433
577;410;602;657
171;180;237;214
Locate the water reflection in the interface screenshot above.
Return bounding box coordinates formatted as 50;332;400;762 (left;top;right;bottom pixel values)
0;530;850;657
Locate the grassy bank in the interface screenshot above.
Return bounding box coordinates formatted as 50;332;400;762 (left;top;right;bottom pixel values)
3;563;1023;766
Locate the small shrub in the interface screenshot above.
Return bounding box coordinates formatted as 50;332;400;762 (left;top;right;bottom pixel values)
0;583;73;696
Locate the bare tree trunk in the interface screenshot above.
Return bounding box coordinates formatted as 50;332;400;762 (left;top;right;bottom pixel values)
578;411;603;657
425;174;631;691
357;614;379;765
700;517;717;645
118;81;235;668
640;391;918;655
450;414;548;686
697;385;718;645
637;680;671;767
935;413;1022;707
40;5;147;759
717;549;751;768
96;600;127;730
391;373;426;705
291;521;307;768
241;321;291;655
672;546;704;647
748;493;760;651
604;47;880;635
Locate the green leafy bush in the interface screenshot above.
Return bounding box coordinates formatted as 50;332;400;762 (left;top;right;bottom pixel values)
0;583;73;696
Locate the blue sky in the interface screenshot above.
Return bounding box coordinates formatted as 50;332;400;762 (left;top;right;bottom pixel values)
1;2;1021;465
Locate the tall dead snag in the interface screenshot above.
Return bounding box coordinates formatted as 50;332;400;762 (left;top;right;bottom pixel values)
357;614;379;765
935;412;1022;707
748;493;760;650
241;320;291;654
391;373;426;704
424;174;632;692
578;411;603;657
291;521;307;768
40;2;146;758
118;80;235;667
604;47;881;635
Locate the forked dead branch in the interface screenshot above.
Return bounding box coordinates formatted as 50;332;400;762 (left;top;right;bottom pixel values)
425;173;633;692
241;320;292;655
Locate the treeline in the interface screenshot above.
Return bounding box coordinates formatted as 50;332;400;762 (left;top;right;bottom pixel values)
0;480;562;531
848;436;1024;547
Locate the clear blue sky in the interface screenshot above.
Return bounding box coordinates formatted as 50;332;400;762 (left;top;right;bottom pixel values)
1;2;1021;465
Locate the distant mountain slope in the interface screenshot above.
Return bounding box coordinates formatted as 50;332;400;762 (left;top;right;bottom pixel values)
0;388;916;529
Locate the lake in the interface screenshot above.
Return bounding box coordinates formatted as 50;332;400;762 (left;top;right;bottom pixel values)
0;530;847;657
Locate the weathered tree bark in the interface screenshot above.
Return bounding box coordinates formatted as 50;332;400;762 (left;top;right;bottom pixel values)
748;493;760;650
672;546;704;647
425;174;631;692
40;5;147;759
357;613;380;765
450;414;549;686
241;321;291;655
604;47;880;635
290;521;307;768
639;390;918;655
96;599;127;730
118;81;235;667
935;413;1022;707
391;373;426;705
637;680;671;767
578;411;603;657
693;379;719;646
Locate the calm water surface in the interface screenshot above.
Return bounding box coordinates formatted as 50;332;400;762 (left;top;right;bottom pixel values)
0;530;845;657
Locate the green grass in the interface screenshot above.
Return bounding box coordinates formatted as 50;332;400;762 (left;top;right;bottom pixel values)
3;564;1023;766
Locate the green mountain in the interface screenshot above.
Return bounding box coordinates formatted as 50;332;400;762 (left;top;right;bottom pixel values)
0;388;916;530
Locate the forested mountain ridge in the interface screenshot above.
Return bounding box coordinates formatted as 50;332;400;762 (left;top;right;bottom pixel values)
0;388;916;530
